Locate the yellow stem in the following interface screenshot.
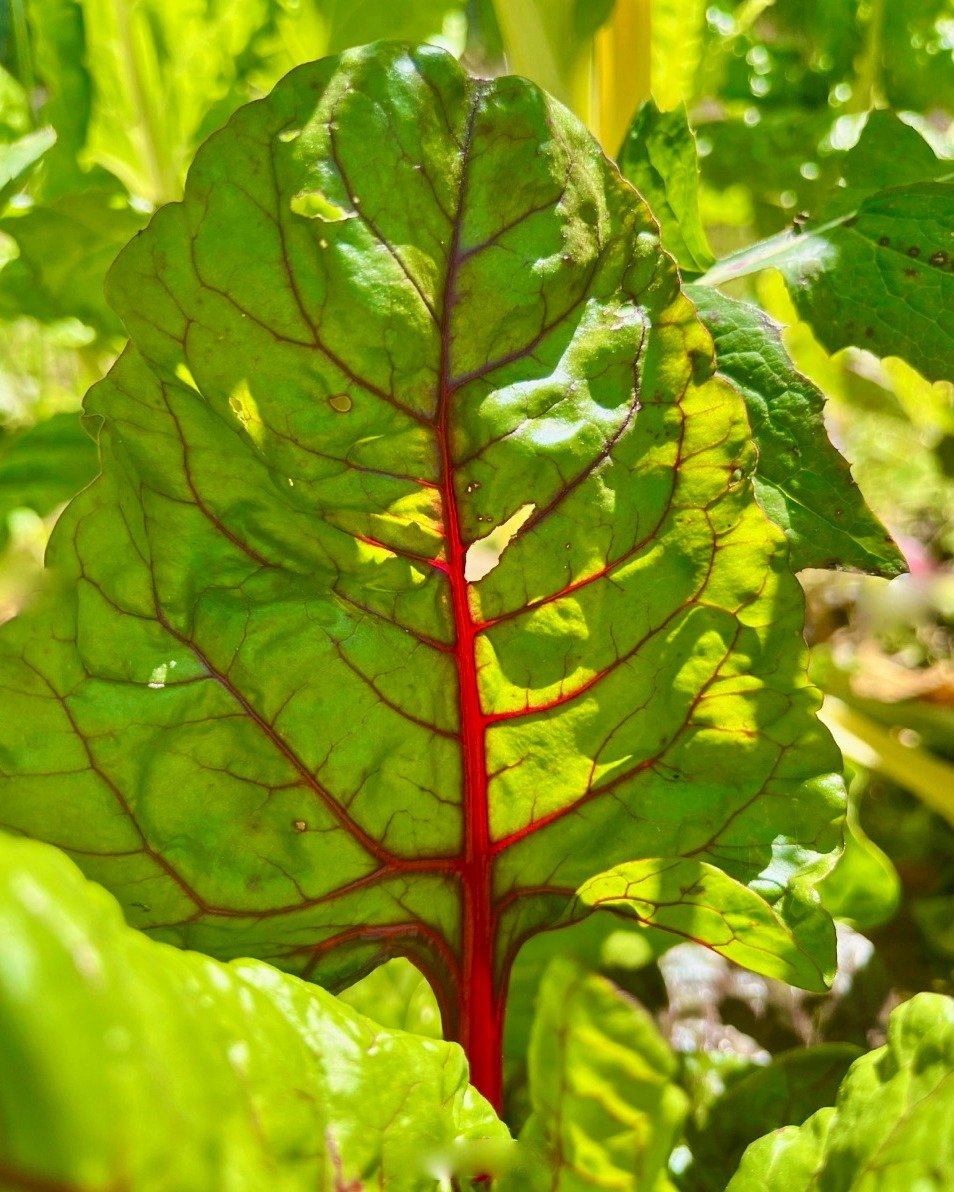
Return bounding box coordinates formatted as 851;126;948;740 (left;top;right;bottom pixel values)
594;0;652;154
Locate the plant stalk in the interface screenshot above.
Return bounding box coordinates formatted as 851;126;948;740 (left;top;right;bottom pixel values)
594;0;652;155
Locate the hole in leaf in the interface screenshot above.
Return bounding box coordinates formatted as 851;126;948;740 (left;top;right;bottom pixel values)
465;504;535;583
289;189;354;222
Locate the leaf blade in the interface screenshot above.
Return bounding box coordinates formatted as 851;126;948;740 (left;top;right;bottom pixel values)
688;285;906;576
0;831;507;1190
0;44;843;1045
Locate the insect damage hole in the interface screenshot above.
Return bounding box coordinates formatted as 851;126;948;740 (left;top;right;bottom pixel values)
465;504;535;583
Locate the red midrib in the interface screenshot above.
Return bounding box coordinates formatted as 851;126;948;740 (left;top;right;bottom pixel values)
435;86;503;1112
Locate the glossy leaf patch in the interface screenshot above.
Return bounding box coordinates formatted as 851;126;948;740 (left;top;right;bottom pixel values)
688;286;905;577
575;858;832;990
0;832;507;1191
0;44;843;1097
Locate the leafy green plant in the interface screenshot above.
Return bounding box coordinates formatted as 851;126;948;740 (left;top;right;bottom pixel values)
0;41;849;1112
1;2;954;1187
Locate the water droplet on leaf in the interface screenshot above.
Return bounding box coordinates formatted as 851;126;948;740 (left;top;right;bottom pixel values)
328;394;353;413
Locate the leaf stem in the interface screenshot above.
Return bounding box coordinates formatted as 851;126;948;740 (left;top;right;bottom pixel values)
594;0;652;155
436;85;504;1113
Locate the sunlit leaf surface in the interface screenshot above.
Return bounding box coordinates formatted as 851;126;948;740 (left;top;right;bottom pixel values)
0;831;506;1190
0;45;842;1079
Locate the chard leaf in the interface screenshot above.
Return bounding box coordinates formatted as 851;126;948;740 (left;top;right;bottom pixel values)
701;113;954;383
503;958;687;1191
726;992;954;1191
0;412;99;550
0;44;843;1097
687;286;905;577
0;831;508;1191
575;858;832;990
618;100;714;275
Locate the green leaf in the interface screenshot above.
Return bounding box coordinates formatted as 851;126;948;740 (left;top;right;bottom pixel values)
0;44;843;1078
701;113;954;383
681;1043;861;1192
726;992;954;1191
0;178;146;336
575;858;833;991
0;125;54;204
0;412;99;550
687;286;905;577
618;101;714;275
0;831;508;1190
503;958;688;1191
817;778;900;933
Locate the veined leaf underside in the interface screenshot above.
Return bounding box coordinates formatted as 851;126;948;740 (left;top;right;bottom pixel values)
0;46;842;1060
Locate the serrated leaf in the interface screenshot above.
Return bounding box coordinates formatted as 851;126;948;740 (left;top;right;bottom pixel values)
687;286;905;576
575;858;833;991
701;113;954;382
681;1043;861;1192
0;44;843;1100
0;831;508;1190
726;993;954;1191
0;412;99;550
618;101;714;275
501;958;687;1191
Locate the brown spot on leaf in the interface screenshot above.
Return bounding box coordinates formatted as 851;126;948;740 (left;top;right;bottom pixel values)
907;246;921;258
293;820;307;832
930;250;949;267
878;236;890;247
328;394;353;413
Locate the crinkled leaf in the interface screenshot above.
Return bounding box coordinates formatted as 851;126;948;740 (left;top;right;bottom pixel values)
688;286;905;576
618;101;713;275
0;412;99;550
680;1043;861;1192
726;992;954;1191
0;45;842;1057
575;858;833;991
0;831;508;1191
501;958;687;1191
702;113;954;382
